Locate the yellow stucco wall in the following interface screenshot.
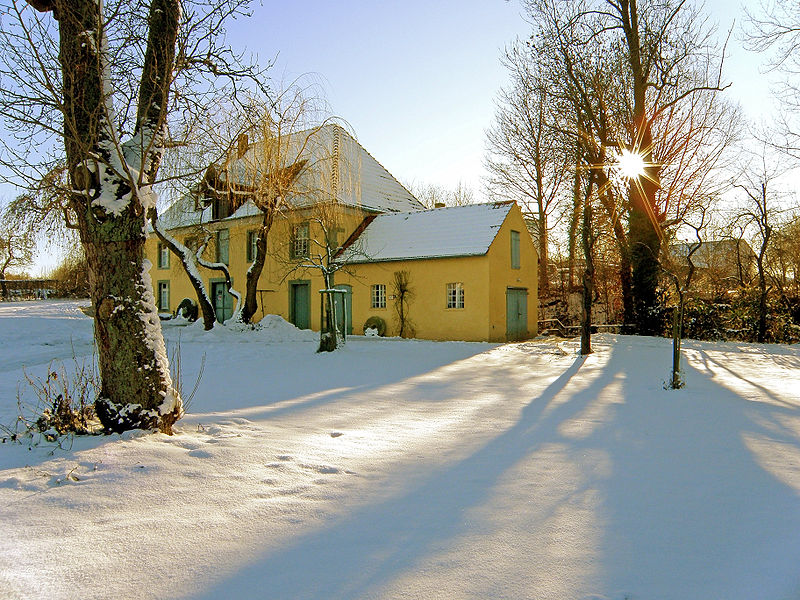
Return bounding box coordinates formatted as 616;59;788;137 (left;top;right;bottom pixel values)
145;202;539;342
334;255;490;341
487;203;539;342
146;204;365;327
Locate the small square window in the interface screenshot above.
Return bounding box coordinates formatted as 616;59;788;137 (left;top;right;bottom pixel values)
157;243;170;269
446;282;464;309
371;284;386;309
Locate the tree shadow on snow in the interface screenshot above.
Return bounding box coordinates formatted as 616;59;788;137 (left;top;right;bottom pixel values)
187;338;800;600
592;342;800;599
188;351;610;600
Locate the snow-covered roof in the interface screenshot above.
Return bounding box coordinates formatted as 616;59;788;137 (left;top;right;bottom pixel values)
154;124;422;231
153;194;210;230
339;201;515;263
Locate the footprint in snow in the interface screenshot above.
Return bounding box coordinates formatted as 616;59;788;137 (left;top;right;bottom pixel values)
187;449;213;459
301;463;341;475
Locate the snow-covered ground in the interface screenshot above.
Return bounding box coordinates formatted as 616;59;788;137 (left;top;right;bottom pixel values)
1;300;800;600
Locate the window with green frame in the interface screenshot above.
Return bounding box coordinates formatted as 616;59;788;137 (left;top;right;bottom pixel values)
371;284;386;309
246;230;260;263
157;281;170;311
291;222;310;259
216;229;229;265
510;230;521;269
157;243;170;269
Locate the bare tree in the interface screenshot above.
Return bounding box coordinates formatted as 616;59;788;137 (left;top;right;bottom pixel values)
277;200;361;352
521;0;733;336
405;180;474;208
0;0;265;433
486;40;571;297
731;144;789;343
233;91;332;325
745;1;800;155
579;173;600;355
393;270;414;338
0;200;36;298
662;207;707;389
150;102;259;330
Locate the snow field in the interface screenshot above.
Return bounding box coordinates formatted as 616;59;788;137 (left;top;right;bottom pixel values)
1;301;800;599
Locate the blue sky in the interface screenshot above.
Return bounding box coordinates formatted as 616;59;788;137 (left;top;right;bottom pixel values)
232;0;774;199
233;0;532;195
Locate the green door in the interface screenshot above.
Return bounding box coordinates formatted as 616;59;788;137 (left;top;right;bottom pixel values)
289;281;311;329
333;285;353;335
211;280;233;324
506;287;528;341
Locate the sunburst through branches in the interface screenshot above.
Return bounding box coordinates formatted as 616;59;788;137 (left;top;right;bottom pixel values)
616;148;646;179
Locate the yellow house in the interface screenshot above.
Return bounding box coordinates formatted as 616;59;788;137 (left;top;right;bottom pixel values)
332;201;537;342
146;125;538;342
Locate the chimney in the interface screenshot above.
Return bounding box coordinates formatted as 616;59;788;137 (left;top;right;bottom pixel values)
434;202;446;208
237;133;248;158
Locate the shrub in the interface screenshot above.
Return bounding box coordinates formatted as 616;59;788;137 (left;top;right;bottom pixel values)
3;356;101;445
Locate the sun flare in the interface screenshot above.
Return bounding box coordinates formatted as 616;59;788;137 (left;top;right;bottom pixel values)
616;149;646;179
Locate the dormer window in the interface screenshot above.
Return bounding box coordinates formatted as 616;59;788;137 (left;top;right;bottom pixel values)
212;194;233;220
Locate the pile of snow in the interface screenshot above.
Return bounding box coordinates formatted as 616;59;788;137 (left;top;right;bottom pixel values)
1;301;800;600
245;313;318;343
163;313;317;344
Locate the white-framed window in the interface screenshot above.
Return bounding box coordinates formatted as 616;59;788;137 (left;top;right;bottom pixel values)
292;222;310;259
446;282;464;309
157;243;170;269
157;281;170;311
371;284;386;309
216;229;229;265
510;230;521;269
247;230;259;263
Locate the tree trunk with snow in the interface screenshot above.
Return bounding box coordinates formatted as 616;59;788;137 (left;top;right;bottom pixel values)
150;215;217;330
41;0;182;433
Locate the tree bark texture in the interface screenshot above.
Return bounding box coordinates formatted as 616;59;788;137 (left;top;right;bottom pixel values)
629;204;662;335
670;296;685;389
621;0;664;336
53;0;182;433
241;212;272;324
581;180;594;356
757;233;770;343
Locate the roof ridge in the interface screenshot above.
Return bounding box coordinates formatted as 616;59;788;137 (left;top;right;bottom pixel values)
336;128;424;210
375;199;515;218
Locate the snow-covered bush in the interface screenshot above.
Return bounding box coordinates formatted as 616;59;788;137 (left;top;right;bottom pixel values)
363;316;386;337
